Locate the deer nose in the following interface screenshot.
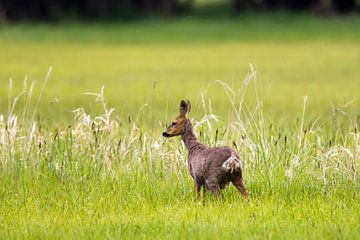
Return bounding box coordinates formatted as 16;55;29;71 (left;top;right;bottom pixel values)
162;132;170;137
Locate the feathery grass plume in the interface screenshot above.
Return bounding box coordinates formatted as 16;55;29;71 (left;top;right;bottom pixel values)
0;67;359;198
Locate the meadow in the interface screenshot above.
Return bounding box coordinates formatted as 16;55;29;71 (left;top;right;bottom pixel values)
0;14;360;239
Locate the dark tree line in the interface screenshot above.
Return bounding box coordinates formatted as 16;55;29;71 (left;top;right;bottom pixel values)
0;0;193;21
0;0;358;21
234;0;358;13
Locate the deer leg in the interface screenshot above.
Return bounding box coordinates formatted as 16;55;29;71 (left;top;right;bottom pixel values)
195;182;201;201
206;182;222;199
202;187;207;206
232;177;249;199
211;187;222;199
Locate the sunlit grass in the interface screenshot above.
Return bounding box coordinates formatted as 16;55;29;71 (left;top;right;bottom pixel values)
0;15;359;126
1;66;359;239
0;14;360;239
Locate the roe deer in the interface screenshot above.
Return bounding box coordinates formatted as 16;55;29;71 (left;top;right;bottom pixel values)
162;100;248;200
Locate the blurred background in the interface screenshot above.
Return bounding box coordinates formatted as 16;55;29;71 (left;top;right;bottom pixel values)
0;0;359;21
0;0;359;128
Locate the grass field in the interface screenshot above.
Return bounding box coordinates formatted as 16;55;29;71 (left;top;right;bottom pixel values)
0;14;360;239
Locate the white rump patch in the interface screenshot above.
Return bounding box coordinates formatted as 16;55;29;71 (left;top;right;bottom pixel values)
222;152;241;173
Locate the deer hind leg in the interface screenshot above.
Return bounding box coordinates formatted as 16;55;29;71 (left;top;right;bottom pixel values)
231;177;249;199
206;182;222;199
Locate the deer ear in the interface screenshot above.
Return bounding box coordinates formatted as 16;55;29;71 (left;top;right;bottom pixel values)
180;100;190;117
186;99;191;113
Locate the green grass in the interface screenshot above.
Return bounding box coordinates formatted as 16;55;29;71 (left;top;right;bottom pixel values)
0;14;360;239
0;14;359;126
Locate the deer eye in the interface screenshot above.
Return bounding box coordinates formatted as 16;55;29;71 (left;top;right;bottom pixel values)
171;122;176;126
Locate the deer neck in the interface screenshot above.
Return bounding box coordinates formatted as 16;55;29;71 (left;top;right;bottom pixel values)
181;120;201;152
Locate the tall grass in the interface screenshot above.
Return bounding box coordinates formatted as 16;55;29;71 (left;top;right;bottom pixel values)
0;67;359;239
1;66;358;192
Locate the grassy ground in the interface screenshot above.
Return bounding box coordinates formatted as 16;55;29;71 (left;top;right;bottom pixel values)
0;14;360;239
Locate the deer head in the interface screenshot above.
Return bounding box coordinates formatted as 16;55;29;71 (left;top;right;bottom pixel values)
162;100;191;138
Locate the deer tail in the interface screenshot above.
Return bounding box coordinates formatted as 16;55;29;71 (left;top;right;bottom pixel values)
221;152;241;173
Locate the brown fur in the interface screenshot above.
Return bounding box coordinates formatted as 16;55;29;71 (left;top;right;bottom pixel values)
163;100;248;200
